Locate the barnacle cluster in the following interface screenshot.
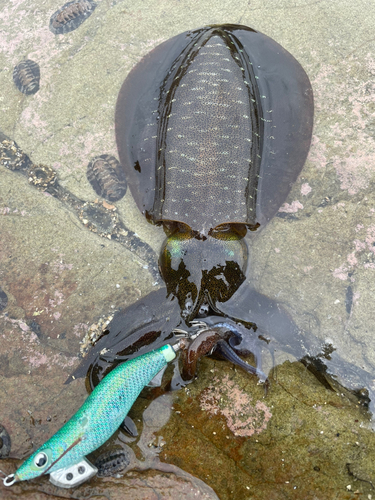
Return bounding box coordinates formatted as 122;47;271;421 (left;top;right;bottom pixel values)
28;164;57;190
0;139;31;171
78;200;120;238
80;313;114;356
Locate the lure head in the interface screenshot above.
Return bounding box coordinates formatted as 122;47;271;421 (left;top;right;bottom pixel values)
4;452;98;489
18;447;53;482
3;412;90;486
3;447;53;486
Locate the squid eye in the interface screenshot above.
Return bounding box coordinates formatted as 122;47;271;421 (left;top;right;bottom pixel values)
34;452;48;468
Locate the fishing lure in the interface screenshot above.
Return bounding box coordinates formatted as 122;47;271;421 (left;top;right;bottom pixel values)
3;344;176;489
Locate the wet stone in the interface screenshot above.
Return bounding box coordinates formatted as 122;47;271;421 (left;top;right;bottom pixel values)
28;164;57;190
29;319;42;338
13;59;40;95
95;449;131;477
345;284;354;314
87;154;127;202
78;201;119;237
0;139;32;171
49;0;97;35
0;287;8;311
0;424;11;458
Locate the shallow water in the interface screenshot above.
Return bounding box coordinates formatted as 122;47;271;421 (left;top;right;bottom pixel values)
1;0;375;498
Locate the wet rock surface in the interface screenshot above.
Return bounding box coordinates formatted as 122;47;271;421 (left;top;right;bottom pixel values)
1;0;375;499
147;358;375;500
2;358;375;499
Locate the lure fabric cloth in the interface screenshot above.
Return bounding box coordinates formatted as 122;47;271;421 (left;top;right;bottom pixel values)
10;345;175;483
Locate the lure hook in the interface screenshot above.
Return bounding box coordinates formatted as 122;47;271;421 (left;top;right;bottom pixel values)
171;321;210;349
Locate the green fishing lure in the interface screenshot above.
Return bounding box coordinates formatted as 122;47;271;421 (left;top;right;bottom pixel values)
3;344;176;488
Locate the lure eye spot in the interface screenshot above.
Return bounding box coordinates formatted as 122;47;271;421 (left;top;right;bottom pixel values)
34;452;48;468
66;473;73;481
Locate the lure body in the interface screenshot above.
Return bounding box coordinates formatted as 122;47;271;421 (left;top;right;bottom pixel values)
6;345;175;485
